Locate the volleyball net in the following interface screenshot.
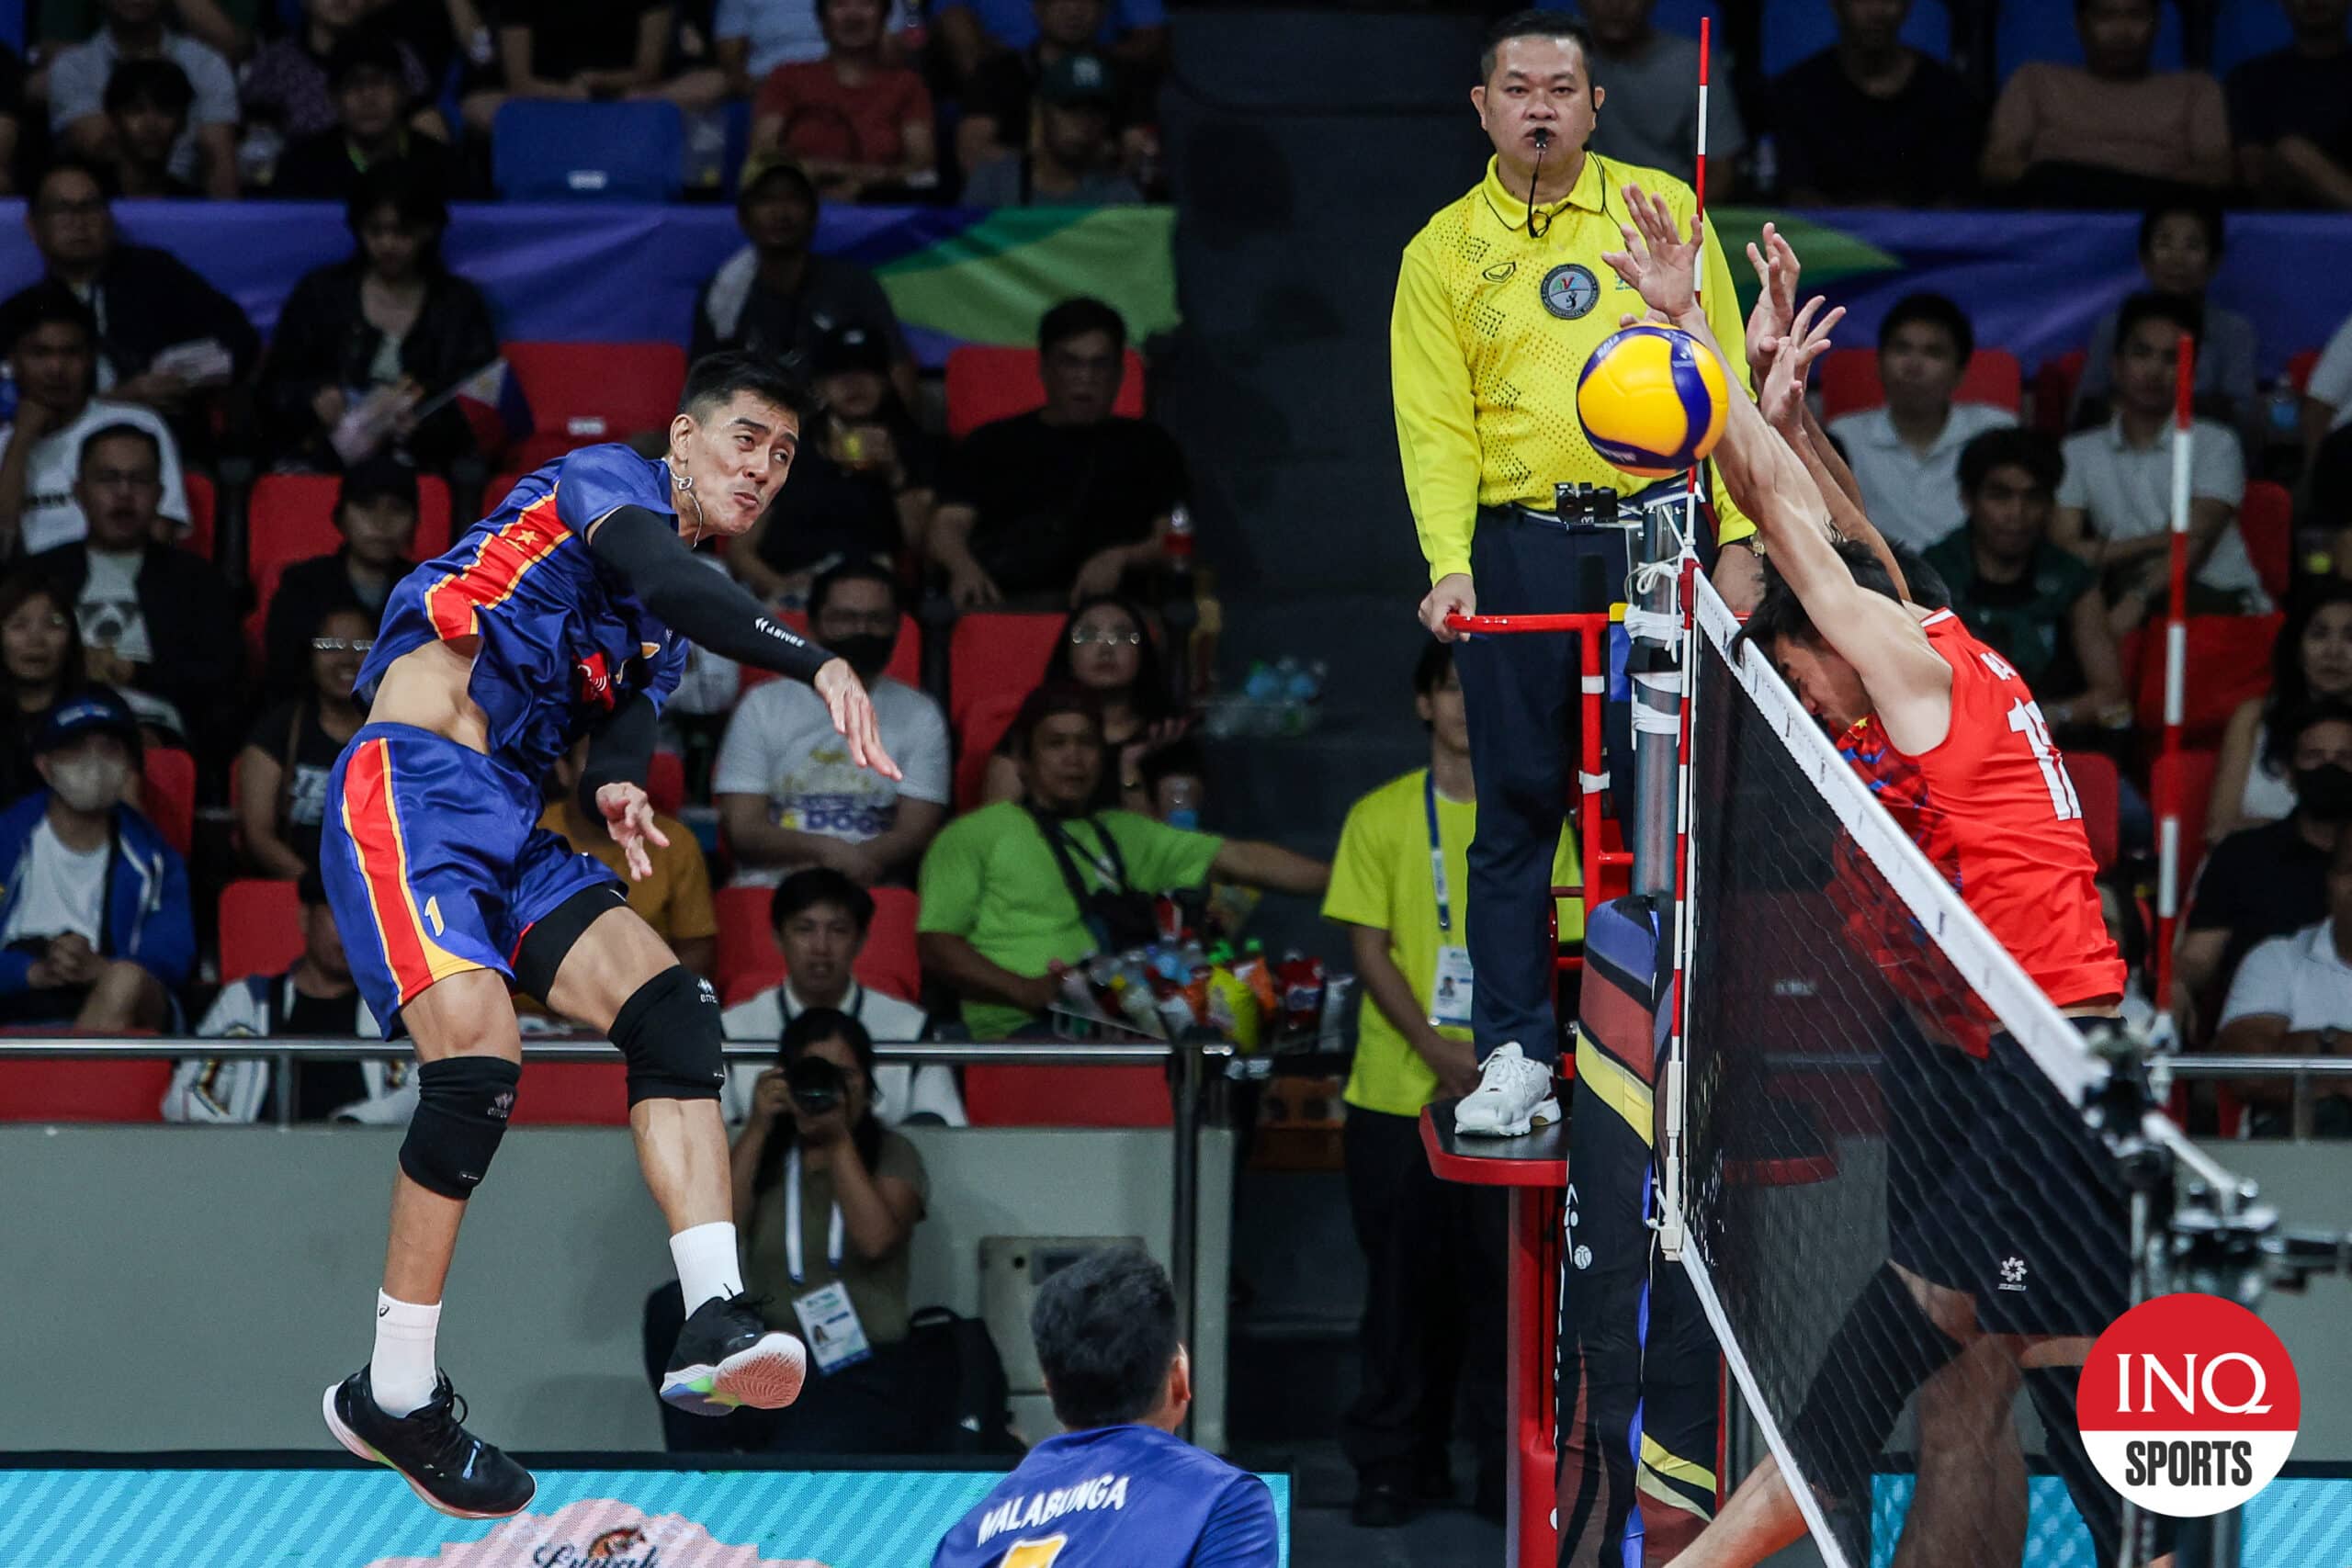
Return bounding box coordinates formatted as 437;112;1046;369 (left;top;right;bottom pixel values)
1667;573;2216;1568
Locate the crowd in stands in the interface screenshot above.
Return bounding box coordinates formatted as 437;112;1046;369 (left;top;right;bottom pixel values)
0;0;1168;204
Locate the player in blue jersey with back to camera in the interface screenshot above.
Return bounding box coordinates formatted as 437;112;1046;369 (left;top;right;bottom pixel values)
933;1249;1280;1568
317;352;901;1519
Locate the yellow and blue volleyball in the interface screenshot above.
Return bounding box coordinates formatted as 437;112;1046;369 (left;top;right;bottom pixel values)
1575;324;1731;479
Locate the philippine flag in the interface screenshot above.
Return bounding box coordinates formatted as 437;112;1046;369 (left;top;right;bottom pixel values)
447;359;535;458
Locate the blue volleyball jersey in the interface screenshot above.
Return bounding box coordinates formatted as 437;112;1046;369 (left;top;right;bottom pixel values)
933;1425;1280;1568
355;444;691;784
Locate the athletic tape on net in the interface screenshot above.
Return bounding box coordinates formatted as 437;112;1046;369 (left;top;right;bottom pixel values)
1624;606;1682;648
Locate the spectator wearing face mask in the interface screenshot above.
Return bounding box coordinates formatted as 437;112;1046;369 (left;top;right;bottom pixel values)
719;867;963;1125
714;562;950;888
2179;699;2352;1034
0;690;192;1030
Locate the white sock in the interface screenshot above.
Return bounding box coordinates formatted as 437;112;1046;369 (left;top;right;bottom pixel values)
370;1292;442;1417
670;1222;744;1314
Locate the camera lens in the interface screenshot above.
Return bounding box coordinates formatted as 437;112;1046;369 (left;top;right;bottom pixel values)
785;1054;846;1116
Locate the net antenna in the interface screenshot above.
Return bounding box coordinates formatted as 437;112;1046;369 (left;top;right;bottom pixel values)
2149;333;2196;1065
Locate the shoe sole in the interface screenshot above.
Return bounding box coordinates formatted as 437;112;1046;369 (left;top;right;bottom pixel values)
1453;1096;1561;1138
662;1331;808;1416
321;1382;535;1521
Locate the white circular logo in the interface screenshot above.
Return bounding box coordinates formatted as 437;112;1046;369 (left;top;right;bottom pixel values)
1572;1245;1592;1270
2077;1293;2300;1517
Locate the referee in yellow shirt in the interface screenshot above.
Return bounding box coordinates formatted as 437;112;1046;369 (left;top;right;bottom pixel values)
1392;9;1758;1135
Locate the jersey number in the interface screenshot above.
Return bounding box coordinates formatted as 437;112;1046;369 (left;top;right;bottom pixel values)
2005;699;2083;821
1000;1537;1069;1568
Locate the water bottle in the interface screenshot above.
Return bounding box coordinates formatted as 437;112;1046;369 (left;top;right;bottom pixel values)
1167;504;1194;576
2267;382;2303;443
1162;776;1201;831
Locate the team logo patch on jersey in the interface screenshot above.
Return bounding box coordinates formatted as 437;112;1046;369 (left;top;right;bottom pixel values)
1541;263;1600;320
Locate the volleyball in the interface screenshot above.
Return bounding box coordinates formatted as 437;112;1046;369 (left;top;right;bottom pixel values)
1574;324;1731;480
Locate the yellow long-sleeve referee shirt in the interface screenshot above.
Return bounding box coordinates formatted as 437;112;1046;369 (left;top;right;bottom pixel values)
1392;152;1757;586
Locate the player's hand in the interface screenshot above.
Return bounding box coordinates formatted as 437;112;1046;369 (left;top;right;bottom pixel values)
595;781;668;881
947;558;1002;609
1600;184;1702;325
1743;221;1802;380
1758;295;1845;432
1419;573;1476;642
814;658;904;781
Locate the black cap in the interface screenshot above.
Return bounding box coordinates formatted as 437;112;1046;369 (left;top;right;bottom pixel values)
326;28;406;89
37;689;140;755
338;455;420;512
1036;52;1118;107
812;322;891;377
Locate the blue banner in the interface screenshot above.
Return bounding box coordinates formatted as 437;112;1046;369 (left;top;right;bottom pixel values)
0;1463;1293;1567
0;201;1180;372
1871;1469;2352;1565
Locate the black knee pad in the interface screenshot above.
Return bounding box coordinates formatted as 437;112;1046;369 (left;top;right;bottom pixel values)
610;964;725;1106
399;1055;522;1200
1788;1263;1965;1503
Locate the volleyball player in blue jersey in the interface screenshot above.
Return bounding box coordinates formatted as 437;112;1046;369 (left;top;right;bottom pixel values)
318;353;899;1518
933;1251;1280;1568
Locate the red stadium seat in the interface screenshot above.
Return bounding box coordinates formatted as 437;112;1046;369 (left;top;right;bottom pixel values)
2239;480;2293;603
713;883;922;1007
508;1061;630;1124
2152;748;2221;886
739;611;922;697
944;344;1148;439
0;1053;174;1122
956;687;1025;809
2032;349;2086;436
247;473;455;578
138;748;196;858
245;475;454;660
1816;346;2023;423
505;341;688;468
2132;614;2280;750
2290;348;2321;395
964;1065;1171;1127
646;750;685;817
183;470;216;561
219;878;305;981
2064;750;2120;871
947;612;1063;734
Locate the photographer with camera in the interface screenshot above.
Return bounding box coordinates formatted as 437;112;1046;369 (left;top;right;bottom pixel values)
642;1006;930;1453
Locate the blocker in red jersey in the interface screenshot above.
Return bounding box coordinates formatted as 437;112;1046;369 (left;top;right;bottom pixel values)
2078;1292;2301;1517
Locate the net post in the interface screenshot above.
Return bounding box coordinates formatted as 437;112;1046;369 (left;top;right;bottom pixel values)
1631;491;1692;1254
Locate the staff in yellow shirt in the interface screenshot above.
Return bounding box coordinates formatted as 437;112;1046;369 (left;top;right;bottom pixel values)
1320;640;1580;1528
1389;9;1756;1136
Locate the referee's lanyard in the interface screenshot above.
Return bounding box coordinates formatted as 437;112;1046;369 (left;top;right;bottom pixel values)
1427;774;1476;1029
783;1147;872;1373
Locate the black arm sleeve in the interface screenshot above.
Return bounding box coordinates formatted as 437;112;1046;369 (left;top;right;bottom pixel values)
578;693;658;822
585;505;834;682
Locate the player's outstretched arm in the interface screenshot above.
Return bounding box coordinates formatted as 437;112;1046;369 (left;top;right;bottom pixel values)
586;505;901;779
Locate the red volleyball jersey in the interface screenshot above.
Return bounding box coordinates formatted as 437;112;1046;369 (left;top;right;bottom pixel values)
1831;609;2126;1028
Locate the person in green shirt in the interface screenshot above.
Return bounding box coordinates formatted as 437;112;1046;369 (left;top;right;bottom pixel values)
916;683;1329;1040
1318;639;1582;1527
1924;428;2130;738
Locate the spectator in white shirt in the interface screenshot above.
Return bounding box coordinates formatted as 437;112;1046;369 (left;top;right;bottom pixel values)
46;0;242;198
2214;827;2352;1137
714;561;950;887
719;867;964;1125
0;285;188;562
164;865;413;1124
2053;292;2260;636
1824;293;2016;553
2299;303;2352;555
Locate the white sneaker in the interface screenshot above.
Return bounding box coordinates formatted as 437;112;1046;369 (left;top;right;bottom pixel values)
1453;1042;1560;1137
